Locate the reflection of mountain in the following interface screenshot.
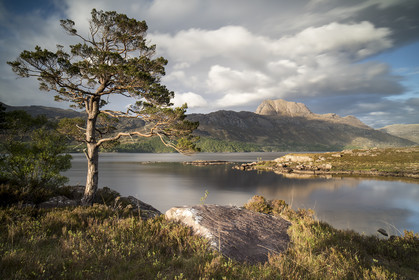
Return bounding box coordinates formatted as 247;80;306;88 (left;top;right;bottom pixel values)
255;176;361;203
145;163;360;203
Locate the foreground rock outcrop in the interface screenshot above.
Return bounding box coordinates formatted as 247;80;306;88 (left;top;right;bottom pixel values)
38;186;161;219
165;204;291;264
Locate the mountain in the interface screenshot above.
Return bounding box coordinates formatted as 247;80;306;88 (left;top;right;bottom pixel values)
3;100;416;151
256;99;369;129
1;103;145;132
187;99;415;151
379;124;419;144
3;103;84;119
256;99;313;117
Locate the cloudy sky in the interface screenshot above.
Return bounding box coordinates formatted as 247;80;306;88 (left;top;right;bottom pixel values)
1;0;418;128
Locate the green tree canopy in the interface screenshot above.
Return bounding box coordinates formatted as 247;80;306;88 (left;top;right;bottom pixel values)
8;9;199;205
0;108;72;204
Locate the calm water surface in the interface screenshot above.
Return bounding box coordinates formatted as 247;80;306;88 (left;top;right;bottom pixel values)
64;153;419;236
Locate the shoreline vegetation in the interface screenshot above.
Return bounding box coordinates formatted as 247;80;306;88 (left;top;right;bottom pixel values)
234;146;419;180
1;191;418;279
68;135;374;154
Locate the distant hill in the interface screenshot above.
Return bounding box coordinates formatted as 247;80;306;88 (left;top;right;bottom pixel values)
2;103;84;119
3;100;416;151
379;124;419;144
2;103;145;132
187;99;415;151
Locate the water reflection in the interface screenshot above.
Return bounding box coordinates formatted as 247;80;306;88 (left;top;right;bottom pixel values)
64;153;419;236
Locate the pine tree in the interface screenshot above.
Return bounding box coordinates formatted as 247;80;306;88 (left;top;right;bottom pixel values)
8;9;198;205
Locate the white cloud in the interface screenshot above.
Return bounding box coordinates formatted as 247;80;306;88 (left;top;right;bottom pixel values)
150;25;272;64
148;20;403;113
215;89;276;108
272;21;392;60
172;92;208;108
207;65;272;93
1;0;417;127
173;62;191;70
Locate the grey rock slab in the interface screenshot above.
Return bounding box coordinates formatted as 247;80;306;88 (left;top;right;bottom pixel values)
38;196;78;208
123;196;162;219
166;204;291;264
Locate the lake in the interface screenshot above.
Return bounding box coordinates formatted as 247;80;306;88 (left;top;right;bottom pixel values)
63;152;419;236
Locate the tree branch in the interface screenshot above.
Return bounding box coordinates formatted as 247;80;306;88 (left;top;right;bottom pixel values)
96;131;153;146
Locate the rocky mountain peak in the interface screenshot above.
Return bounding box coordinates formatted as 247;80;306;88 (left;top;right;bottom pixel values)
255;99;371;129
255;99;313;117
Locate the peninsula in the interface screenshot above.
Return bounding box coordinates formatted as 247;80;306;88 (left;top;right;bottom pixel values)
236;146;419;180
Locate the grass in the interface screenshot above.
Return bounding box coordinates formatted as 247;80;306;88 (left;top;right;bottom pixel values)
1;205;217;279
320;147;419;173
1;195;418;279
253;147;419;176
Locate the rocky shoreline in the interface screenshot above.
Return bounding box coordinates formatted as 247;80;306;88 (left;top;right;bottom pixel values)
234;147;419;180
234;162;419;179
183;160;234;166
34;186;162;219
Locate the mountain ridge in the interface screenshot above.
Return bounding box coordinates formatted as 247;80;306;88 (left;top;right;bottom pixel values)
379;124;419;144
187;99;415;150
2;100;416;151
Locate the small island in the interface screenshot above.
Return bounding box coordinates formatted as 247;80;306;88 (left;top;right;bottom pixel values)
236;146;419;180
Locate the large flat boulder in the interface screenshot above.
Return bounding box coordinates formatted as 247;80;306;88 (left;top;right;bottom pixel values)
165;204;291;264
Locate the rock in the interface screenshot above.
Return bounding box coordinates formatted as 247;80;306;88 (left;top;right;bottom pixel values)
39;186;161;220
331;153;343;158
233;162;257;171
183;160;233;166
321;163;333;169
39;196;78;208
377;228;389;237
58;185;85;200
256;99;313;117
119;196;162;219
275;154;313;163
165;204;291;264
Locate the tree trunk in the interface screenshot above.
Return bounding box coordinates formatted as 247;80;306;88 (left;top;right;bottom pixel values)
81;96;100;206
81;142;99;205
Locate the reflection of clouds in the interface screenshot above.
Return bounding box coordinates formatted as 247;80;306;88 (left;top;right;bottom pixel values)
317;208;411;236
254;177;419;235
255;176;360;202
65;154;419;235
310;180;419;235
